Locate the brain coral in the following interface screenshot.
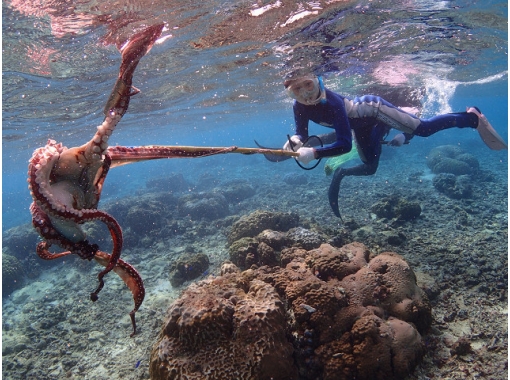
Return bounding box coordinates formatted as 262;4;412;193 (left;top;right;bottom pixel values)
227;210;299;244
150;242;432;380
426;145;479;175
150;274;296;380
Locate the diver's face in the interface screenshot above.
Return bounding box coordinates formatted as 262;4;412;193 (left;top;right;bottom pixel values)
286;77;320;105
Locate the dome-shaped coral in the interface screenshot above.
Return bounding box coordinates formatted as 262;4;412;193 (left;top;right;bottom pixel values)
426;145;479;175
150;242;432;380
228;210;299;244
150;275;296;379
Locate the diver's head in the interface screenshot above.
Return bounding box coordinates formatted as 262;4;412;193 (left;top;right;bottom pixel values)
284;74;326;105
284;74;320;105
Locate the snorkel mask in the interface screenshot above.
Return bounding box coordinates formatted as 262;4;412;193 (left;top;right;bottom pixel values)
285;74;326;105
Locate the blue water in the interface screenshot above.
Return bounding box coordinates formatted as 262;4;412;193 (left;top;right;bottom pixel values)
2;0;508;232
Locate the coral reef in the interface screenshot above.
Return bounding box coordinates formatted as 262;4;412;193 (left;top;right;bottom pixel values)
125;201;165;236
432;173;473;199
228;225;324;270
150;273;297;380
178;191;230;220
286;227;324;250
426;145;479;175
370;195;421;221
227;210;299;244
169;253;210;287
2;253;25;297
228;236;280;270
283;172;309;185
215;179;256;203
2;225;40;262
150;242;431;380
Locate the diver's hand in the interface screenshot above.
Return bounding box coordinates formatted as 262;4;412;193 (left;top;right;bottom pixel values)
388;133;406;147
296;147;316;164
283;135;303;151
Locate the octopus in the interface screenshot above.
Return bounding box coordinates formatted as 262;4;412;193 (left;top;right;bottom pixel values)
27;24;168;336
27;23;298;337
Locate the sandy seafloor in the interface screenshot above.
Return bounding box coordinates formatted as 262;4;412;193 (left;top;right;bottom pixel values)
2;136;507;379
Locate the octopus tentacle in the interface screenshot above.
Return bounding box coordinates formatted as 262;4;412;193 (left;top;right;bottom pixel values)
94;251;145;337
36;242;72;260
89;210;123;300
31;201;144;336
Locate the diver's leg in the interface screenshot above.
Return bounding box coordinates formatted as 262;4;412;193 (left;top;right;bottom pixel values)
328;123;384;218
413;112;478;137
408;108;506;150
350;95;421;134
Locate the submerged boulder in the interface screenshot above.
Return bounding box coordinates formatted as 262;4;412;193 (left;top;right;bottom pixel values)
433;173;473;199
227;210;299;244
178;191;230;220
370;195;421;221
150;275;296;380
169;253;210;287
426;145;479;175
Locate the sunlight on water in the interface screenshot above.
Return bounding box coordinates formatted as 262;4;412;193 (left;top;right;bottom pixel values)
2;0;508;227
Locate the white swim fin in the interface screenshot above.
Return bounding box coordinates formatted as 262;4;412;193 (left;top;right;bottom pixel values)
467;107;508;150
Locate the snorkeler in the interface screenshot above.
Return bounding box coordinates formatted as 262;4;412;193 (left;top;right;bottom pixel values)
281;74;508;218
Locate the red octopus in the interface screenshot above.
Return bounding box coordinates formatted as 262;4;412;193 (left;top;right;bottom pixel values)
28;24;164;336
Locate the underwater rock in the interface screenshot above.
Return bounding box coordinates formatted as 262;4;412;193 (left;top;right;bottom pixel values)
146;173;191;194
150;276;297;380
426;145;479;175
215;180;256;203
432;158;472;176
104;192;178;231
194;172;223;190
306;242;370;281
228;226;324;270
178;191;230;220
432;173;473;199
450;337;473;356
382;230;407;246
228;237;259;269
2;253;25;297
227;210;299;244
125;201;164;236
286;227;325;250
169;253;210;287
150;242;431;380
394;199;422;221
228;237;279;270
370;195;421;221
2;224;40;262
283;172;309;185
256;229;289;251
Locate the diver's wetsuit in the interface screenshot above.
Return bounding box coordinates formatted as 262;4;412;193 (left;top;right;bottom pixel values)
292;89;479;217
293;89;478;161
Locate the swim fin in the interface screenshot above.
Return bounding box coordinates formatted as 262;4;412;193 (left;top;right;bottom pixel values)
467;107;508;150
328;167;346;218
